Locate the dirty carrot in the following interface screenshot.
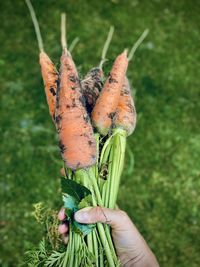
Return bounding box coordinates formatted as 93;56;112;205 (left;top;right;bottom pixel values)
25;0;58;121
39;53;59;121
92;49;129;135
81;26;114;113
115;77;136;135
81;68;103;113
56;14;96;170
113;29;149;135
103;29;149;209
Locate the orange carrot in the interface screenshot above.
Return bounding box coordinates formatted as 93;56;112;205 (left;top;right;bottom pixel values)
81;67;103;113
91;50;128;135
115;77;136;135
81;26;114;113
39;52;58;120
25;0;58;121
55;14;96;170
113;29;149;135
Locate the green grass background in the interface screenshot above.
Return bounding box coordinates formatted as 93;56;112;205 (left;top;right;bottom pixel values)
0;0;200;266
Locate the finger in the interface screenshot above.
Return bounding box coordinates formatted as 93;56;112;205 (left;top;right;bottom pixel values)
58;223;68;234
62;234;69;244
60;167;65;176
74;206;131;230
58;208;66;221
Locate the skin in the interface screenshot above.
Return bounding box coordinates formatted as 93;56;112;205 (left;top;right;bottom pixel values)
58;207;159;267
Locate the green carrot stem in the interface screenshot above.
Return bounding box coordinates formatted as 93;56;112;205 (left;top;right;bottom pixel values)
104;226;114;251
87;232;94;254
87;168;119;259
97;137;110;191
99;26;114;69
128;29;149;61
99;140;113;193
89;165;117;258
74;246;78;267
92;229;99;267
100;129;121;203
88;168;103;206
90;186;117;265
63;228;71;267
104;146;114;207
69;231;74;267
62;248;69;267
74;235;79;267
101;183;106;205
108;129;126;209
96;223;115;266
25;0;44;52
112;132;126;206
76;163;120;265
108;134;119;208
113;129;126;207
75;169;116;266
90;184;117;265
95;133;100;164
100;134;113;163
61;13;67;50
68;37;79;53
101;142;113;205
63;227;74;266
93;133;100;182
95;228;104;266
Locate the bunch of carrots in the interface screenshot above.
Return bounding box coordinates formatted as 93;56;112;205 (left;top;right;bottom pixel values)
26;0;148;266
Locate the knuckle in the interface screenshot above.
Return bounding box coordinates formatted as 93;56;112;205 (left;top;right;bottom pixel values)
118;210;128;220
93;206;105;222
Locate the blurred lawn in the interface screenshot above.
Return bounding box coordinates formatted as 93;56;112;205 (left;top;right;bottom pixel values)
0;0;200;266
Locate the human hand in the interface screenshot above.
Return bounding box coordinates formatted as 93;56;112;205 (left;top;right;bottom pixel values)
58;207;159;267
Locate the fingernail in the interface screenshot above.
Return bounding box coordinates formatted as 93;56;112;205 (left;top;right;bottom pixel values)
58;224;68;234
60;167;65;176
74;207;92;222
58;208;65;220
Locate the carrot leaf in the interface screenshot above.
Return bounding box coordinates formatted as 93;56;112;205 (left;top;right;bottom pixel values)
61;177;91;202
61;178;95;236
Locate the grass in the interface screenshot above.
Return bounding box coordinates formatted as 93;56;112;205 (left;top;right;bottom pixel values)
0;0;200;266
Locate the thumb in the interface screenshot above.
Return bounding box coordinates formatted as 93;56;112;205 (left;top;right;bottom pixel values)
74;206;131;230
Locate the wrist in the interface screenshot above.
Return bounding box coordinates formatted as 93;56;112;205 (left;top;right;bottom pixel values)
120;249;159;267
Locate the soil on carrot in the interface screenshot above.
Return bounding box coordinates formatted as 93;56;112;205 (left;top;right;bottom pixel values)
0;1;200;267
